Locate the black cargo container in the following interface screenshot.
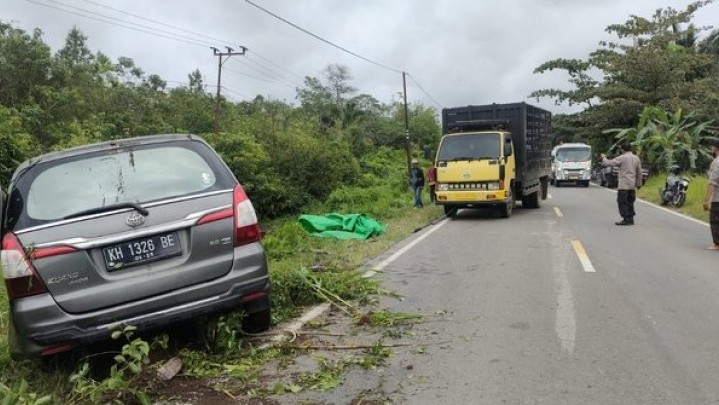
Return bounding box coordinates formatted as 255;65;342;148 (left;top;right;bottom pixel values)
441;102;552;200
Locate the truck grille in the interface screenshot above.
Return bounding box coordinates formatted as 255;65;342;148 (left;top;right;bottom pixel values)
446;182;496;190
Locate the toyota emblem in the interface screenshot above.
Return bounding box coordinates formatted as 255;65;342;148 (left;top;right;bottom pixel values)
126;212;146;228
462;171;471;179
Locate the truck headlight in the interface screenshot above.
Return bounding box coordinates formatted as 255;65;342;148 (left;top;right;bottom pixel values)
487;182;500;190
438;184;449;191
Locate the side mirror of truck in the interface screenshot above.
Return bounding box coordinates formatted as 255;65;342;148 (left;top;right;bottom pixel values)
504;137;513;157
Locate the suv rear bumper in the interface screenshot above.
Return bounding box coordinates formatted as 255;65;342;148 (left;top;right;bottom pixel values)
10;243;270;358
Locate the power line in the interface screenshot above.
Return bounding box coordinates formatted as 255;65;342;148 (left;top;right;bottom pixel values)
25;0;209;48
77;0;236;48
220;85;250;101
224;66;297;90
241;56;303;87
407;73;444;110
248;50;305;82
74;0;309;85
244;0;403;74
242;1;445;109
26;0;309;89
229;58;300;89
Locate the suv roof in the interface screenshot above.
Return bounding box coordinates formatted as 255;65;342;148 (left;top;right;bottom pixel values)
12;134;201;179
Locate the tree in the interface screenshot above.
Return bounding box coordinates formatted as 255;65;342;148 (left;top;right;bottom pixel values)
531;1;719;150
0;23;52;107
296;64;358;133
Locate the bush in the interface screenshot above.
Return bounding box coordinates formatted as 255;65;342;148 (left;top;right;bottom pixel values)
206;132;304;217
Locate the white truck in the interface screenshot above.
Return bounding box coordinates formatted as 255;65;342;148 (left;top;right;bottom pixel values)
550;143;592;187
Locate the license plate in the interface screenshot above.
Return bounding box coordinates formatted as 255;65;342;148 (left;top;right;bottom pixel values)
103;232;181;271
456;193;478;201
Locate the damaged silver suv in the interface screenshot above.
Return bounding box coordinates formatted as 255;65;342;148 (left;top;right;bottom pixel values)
1;134;271;358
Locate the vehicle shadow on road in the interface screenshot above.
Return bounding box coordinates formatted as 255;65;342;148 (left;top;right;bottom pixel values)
451;207;533;221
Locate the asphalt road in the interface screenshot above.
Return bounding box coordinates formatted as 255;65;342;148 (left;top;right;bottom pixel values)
350;184;719;404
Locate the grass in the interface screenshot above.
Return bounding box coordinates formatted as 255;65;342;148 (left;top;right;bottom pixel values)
637;173;711;223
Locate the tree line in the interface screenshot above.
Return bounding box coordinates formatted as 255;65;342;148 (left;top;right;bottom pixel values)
531;0;719;172
0;22;441;218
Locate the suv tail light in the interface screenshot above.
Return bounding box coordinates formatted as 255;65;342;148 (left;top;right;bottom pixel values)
1;232;49;299
233;185;260;247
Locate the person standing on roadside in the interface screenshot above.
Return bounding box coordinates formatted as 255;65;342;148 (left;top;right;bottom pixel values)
409;159;425;208
427;162;437;203
702;140;719;250
601;143;643;226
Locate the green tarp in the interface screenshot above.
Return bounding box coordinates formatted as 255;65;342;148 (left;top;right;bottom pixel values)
298;213;386;240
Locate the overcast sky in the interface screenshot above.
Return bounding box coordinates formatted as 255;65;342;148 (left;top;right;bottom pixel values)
4;0;718;115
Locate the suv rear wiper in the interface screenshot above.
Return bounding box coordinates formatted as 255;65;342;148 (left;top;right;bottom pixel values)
63;202;149;220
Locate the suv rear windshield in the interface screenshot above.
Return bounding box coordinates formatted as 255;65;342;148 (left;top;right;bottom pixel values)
6;140;236;230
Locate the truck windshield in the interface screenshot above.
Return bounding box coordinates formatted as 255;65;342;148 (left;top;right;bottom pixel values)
555;148;591;162
438;133;501;161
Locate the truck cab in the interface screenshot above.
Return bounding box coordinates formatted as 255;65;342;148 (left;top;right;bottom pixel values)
550;143;592;187
435;128;516;218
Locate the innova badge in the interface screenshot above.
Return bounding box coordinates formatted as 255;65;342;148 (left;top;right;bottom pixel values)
126;212;146;228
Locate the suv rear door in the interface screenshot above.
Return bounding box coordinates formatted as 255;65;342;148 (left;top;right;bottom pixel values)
7;137;240;314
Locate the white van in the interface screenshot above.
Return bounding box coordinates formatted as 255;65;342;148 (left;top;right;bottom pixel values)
550;143;592;187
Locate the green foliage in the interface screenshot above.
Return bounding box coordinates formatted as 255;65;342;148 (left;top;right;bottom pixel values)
0;105;35;181
69;325;151;404
0;379;53;405
605;106;718;171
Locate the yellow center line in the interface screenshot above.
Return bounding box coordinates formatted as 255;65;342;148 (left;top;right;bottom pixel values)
554;207;564;218
571;240;596;273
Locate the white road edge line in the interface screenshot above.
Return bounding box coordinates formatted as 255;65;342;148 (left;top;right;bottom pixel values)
571;240;596;273
257;302;331;350
554;207;564;218
371;218;449;271
598;186;709;227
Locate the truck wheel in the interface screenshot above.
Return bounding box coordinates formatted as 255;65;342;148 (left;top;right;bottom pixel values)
443;205;457;218
500;196;514;218
523;191;540;209
582;180;590;188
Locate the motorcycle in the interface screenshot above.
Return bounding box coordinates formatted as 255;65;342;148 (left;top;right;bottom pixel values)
659;165;690;208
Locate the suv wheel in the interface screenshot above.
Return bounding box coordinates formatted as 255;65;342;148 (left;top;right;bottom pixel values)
242;308;272;333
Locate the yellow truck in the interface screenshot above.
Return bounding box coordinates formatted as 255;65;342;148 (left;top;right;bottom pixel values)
435;102;552;218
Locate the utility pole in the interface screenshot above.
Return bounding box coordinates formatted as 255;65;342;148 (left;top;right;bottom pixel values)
402;71;411;183
211;46;246;135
